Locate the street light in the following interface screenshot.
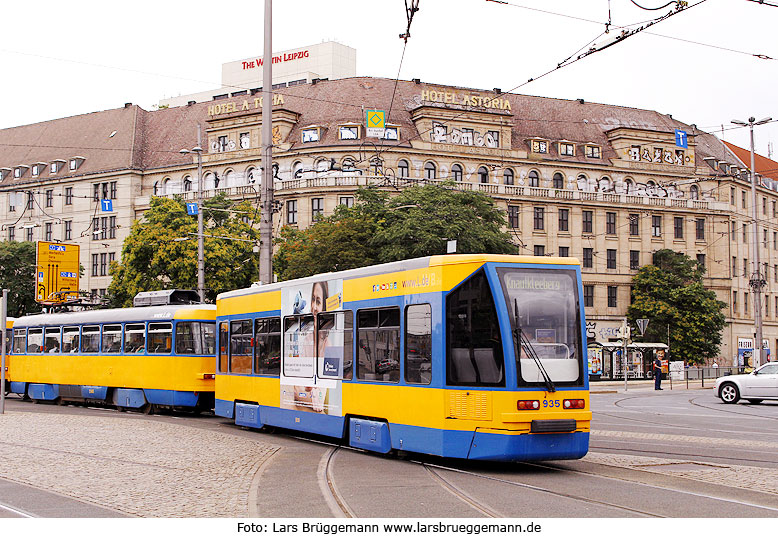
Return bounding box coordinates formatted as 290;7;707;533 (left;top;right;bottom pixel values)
180;128;205;303
731;116;772;368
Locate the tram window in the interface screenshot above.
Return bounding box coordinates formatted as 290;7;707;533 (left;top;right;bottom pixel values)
317;311;353;380
255;317;281;375
283;315;315;378
176;322;199;355
148;322;172;354
446;270;505;386
124;323;146;353
102;325;122;353
44;327;61;353
230;320;253;374
81;325;100;353
27;328;43;353
357;307;400;382
219;322;229;373
62;326;80;353
13;329;25;354
405;304;432;385
202;323;215;355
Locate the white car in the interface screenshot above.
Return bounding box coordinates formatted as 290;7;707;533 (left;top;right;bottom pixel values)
714;362;778;404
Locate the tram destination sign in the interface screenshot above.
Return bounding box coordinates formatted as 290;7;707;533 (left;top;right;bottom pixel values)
36;241;80;304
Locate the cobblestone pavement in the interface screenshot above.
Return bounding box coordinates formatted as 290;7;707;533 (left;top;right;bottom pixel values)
0;411;278;518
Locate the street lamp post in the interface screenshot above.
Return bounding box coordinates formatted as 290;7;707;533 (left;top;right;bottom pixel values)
180;127;205;303
732;116;772;368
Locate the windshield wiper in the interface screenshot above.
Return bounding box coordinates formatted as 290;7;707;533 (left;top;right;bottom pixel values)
514;298;556;393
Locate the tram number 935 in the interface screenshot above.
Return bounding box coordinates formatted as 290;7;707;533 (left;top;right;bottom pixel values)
543;399;561;408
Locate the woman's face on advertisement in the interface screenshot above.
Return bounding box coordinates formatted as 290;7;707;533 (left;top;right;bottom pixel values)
311;283;325;316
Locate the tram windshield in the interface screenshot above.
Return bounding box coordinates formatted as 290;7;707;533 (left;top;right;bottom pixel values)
497;268;582;386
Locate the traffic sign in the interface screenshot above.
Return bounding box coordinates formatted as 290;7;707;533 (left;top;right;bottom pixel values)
36;241;80;304
636;318;649;335
187;203;198;216
674;129;688;149
101;199;113;212
366;109;386;138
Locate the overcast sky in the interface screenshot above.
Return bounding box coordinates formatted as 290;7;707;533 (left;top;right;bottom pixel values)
2;0;776;157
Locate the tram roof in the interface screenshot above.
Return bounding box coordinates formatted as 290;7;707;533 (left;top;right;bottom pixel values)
218;254;580;300
11;304;216;328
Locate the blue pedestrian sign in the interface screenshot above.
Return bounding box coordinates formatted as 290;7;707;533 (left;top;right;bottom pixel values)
675;129;688;149
187;203;198;216
100;199;113;212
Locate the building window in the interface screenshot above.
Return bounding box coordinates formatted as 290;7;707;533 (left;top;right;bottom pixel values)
239;132;250;150
534;245;545;256
559;142;574;156
45;190;53;207
302;128;320;143
696;218;705;240
674;216;684;239
382;126;399;140
733;291;738;314
606;212;616;235
339;126;359;140
424;162;436;180
339;196;354;208
65;187;73;205
478;166;489;184
742;190;747;209
743;225;747;244
583;285;594;307
507;205;520;229
745;292;749;314
64;221;72;241
451;164;463;182
730;187;736;205
8;226;16;241
651;215;662;237
585;145;601;159
696;253;706;270
630;250;639;270
606;249;616;269
311;198;324;222
582;210;593;234
531;140;548;154
559;246;569;257
110;182;117;199
44;222;52;241
286;200;298;224
26;227;33;242
558;208;569;232
629;214;639;236
27;192;34;210
553;172;564;189
528;170;540;187
744;258;748;278
533;207;544;230
398;159;409;178
583;248;593;268
607;286;617;308
690;185;699;200
503;168;514;185
732;257;737;277
92;254;99;276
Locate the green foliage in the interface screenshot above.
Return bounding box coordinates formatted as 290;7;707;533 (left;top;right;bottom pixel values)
274;183;518;281
109;196;260;306
0;241;37;317
627;249;727;365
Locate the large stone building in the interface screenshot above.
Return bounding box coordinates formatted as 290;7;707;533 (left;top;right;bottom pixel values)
1;76;774;375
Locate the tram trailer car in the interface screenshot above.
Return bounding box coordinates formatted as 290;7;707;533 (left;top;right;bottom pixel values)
8;305;216;412
215;254;591;461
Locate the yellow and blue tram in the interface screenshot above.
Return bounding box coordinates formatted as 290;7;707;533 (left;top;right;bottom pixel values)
8;305;216;411
215;254;591;461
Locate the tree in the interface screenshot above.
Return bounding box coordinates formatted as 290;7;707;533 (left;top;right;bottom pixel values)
109;195;260;306
627;249;727;365
273;183;519;281
0;241;37;316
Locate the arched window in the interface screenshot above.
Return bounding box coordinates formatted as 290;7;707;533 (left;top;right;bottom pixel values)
690;184;699;200
599;176;612;192
183;176;192;192
203;172;216;191
246;167;257;184
625;178;634;193
292;161;303;178
316;158;330;172
225;169;240;187
503;168;514;185
398;159;410;178
153;181;159;196
553;172;564;189
528;170;540;187
478;166;489;184
162;177;170;195
451;164;463;182
424;161;437;180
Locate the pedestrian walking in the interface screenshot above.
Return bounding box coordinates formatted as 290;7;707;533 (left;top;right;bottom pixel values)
653;356;663;390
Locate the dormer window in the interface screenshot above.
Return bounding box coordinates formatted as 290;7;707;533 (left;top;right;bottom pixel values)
14;165;29;179
530;139;548;154
382;125;399;141
51;159;66;174
301;127;321;143
339;125;360;140
559;141;575;156
32;163;47;177
585;144;601;159
69;156;85;171
0;168;9;181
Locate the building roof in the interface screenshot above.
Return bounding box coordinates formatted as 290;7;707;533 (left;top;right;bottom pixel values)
723;140;778;182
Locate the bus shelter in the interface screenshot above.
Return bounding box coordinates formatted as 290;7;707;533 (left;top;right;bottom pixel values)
589;341;668;380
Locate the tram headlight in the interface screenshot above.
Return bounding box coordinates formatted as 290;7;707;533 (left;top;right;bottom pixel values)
563;399;585;409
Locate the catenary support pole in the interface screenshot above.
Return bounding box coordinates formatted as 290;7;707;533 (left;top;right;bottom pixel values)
259;0;274;285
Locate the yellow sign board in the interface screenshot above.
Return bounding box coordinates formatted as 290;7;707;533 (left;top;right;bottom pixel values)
36;241;80;304
366;110;386;129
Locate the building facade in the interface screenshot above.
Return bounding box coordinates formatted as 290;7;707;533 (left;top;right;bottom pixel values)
1;77;775;370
